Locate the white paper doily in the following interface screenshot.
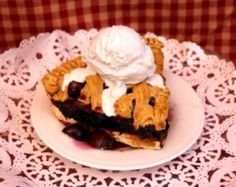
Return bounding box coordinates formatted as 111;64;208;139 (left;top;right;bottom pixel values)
0;29;235;187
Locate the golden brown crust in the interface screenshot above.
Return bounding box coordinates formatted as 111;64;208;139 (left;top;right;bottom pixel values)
112;132;162;149
79;74;104;110
42;56;86;100
114;94;135;118
144;37;164;75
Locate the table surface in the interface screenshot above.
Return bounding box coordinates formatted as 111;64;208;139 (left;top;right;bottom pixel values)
0;29;235;187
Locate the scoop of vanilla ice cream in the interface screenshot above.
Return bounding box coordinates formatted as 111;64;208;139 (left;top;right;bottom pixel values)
84;25;156;84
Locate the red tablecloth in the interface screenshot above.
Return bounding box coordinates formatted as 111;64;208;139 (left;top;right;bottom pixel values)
0;0;235;65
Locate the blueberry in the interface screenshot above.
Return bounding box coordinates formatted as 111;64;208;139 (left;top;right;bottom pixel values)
148;96;155;106
62;124;89;141
126;87;133;94
68;81;84;99
87;130;115;150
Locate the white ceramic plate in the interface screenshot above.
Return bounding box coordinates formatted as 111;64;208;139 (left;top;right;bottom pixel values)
31;71;205;171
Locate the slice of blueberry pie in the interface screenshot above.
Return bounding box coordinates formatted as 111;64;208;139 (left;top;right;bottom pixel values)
42;26;170;150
